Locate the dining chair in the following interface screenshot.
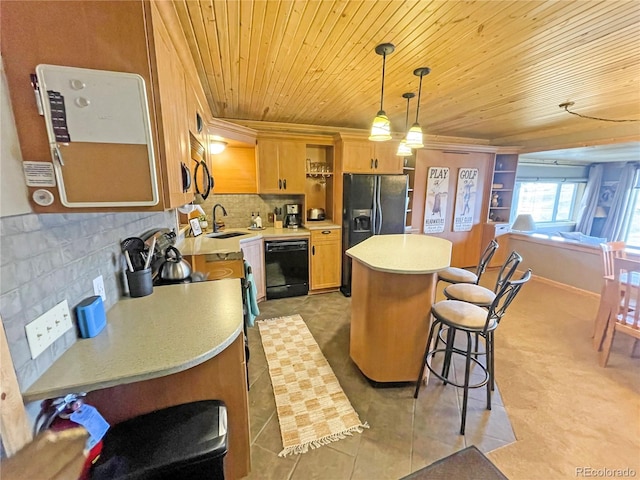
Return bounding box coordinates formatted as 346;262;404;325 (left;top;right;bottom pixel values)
414;269;532;435
437;240;499;286
592;241;626;351
598;257;640;367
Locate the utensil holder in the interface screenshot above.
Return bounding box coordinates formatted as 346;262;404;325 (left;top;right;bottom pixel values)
126;268;153;297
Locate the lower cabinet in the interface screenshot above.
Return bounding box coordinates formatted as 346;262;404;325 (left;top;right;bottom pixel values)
241;238;266;302
310;228;341;290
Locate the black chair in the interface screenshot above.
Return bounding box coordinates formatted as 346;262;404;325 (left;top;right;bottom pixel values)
437;240;499;286
443;251;523;307
414;270;532;435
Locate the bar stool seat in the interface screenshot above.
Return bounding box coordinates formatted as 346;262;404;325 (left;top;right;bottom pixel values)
444;251;523;308
437;268;480;284
432;300;497;330
443;284;496;307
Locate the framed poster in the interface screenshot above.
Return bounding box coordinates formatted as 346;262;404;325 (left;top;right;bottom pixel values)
453;168;478;232
424;167;449;234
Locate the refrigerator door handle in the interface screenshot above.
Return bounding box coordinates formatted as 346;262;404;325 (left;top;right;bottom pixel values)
371;176;378;234
376;176;383;234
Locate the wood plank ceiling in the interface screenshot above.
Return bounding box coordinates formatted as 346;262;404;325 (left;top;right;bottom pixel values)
173;0;640;151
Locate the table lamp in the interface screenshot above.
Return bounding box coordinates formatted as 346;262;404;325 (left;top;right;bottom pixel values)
511;214;537;232
594;206;607;218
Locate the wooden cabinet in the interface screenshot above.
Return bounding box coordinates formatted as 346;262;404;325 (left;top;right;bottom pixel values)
257;138;306;193
488;154;518;224
153;12;193;208
305;144;335;222
310;227;341;290
481;222;511;268
241;238;266;302
341;138;402;174
1;1;198;212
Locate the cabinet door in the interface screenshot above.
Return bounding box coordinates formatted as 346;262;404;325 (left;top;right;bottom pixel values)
257;139;281;193
241;239;265;302
374;141;403;173
310;229;341;290
278;141;306;193
342;140;374;173
154;20;192;207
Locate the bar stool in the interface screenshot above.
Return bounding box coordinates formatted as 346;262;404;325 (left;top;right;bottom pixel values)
441;251;523;375
90;400;228;480
437;240;498;286
414;270;532;435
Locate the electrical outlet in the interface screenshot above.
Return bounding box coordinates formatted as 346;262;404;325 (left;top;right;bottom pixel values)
25;300;73;359
268;213;275;223
93;275;106;301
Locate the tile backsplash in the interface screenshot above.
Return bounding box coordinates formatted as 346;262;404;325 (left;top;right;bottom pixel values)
0;210;175;392
200;194;304;228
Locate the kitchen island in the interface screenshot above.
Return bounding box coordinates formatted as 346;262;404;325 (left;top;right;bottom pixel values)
346;234;452;383
22;279;250;479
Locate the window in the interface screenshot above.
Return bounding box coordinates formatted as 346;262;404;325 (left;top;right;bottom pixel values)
623;188;640;248
514;181;580;223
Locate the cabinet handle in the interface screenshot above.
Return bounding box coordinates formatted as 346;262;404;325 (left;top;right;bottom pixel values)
283;178;287;190
181;162;191;192
312;246;315;255
278;179;282;189
322;230;331;234
370;159;374;169
375;158;378;169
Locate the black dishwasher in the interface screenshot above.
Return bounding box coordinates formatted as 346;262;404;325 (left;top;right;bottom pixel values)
265;239;309;299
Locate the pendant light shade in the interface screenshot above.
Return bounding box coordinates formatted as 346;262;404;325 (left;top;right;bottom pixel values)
396;92;415;156
405;67;430;149
369;43;395;142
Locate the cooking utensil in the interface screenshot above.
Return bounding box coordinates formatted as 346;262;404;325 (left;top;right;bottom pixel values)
124;251;134;272
158;246;192;282
121;237;146;270
144;237;156;270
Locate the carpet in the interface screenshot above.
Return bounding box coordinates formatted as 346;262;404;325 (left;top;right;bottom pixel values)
400;446;508;480
257;314;368;457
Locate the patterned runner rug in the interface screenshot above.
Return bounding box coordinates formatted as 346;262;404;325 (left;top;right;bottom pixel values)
257;314;368;456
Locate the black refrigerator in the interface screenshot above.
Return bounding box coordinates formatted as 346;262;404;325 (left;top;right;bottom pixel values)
340;173;408;296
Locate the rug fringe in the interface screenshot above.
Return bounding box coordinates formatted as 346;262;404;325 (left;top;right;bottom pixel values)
277;422;370;457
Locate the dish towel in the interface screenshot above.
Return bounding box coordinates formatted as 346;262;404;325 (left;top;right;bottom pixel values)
244;260;260;327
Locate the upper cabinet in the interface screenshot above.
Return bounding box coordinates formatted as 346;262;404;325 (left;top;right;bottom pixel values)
153;13;193;208
257;137;306;194
340;137;403;174
0;1;204;212
488;154;518;224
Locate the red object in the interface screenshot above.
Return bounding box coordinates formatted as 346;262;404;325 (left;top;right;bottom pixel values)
49;415;103;480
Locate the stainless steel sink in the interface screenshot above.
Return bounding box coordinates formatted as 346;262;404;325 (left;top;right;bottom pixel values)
206;232;248;239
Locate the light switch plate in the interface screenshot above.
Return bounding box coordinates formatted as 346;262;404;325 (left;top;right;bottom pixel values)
93;275;106;301
25;300;73;359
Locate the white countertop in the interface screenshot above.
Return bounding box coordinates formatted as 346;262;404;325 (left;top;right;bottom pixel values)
178;227;313;256
346;234;452;274
22;279;244;402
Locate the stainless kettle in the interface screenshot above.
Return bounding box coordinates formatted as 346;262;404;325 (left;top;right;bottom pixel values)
158;246;192;282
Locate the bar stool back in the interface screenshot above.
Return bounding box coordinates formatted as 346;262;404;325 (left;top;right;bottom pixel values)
414;270;532;435
437;240;498;286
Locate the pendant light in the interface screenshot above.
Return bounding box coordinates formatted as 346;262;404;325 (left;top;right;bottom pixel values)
405;67;431;149
396;92;415;156
369;43;395;142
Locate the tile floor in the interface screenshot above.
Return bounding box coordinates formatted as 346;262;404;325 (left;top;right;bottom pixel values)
245;291;515;479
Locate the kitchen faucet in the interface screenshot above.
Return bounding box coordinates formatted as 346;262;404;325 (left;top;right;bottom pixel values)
212;204;228;233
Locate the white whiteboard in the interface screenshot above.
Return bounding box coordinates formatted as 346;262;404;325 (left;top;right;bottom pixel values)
36;64;152;145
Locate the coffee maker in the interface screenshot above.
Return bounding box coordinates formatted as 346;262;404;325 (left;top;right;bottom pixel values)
284;204;302;228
